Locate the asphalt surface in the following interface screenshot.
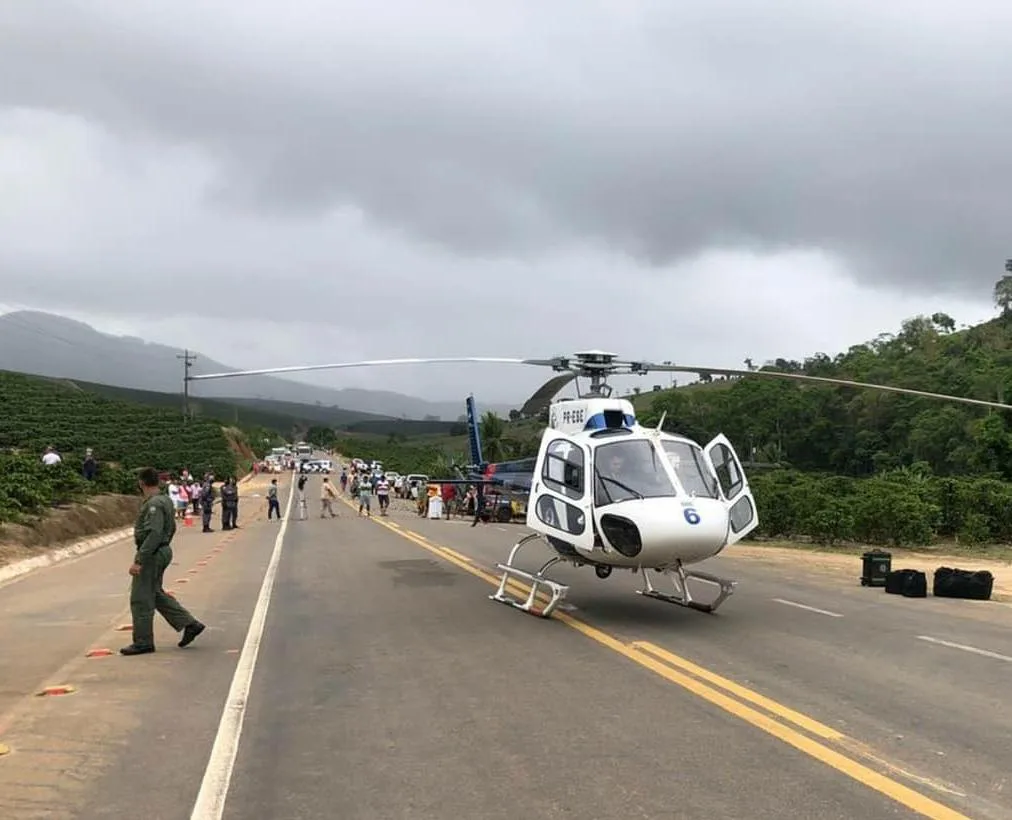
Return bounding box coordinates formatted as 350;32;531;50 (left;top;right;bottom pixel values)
1;476;1010;819
0;474;282;820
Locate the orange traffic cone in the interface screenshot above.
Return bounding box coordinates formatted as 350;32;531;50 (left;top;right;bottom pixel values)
183;509;193;527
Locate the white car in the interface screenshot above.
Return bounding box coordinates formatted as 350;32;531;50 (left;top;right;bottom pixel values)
302;459;333;474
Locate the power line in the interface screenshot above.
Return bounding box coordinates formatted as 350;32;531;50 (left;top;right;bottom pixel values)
178;349;197;421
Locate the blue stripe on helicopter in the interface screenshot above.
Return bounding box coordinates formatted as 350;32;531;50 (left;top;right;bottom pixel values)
583;412;636;430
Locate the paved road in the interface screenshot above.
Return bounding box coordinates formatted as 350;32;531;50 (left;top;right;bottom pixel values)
395;506;1012;819
0;479;1009;818
0;473;283;819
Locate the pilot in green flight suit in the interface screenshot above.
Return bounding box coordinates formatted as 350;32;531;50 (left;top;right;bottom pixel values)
121;467;206;656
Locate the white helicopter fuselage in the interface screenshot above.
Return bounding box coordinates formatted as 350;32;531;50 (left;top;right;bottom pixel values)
525;396;759;571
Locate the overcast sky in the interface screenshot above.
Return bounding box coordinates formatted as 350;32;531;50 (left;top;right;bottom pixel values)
1;1;1008;404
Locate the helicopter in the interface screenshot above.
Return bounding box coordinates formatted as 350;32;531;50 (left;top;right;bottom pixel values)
186;350;1012;619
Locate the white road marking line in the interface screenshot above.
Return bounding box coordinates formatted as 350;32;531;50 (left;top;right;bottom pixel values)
190;472;296;820
916;635;1012;663
773;598;843;618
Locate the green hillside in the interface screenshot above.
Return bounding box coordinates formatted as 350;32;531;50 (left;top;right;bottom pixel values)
69;381;394;433
74;379;472;439
628;309;1012;547
635;312;1010;477
0;371;272;524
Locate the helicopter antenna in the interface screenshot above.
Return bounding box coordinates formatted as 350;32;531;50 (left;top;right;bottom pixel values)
655;411;667;432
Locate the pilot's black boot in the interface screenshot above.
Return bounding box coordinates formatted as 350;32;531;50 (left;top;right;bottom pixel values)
120;644;155;656
178;622;206;648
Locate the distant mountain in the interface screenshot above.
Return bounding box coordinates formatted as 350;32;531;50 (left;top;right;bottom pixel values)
0;311;515;420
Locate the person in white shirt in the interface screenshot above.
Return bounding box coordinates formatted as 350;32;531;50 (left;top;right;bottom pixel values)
42;446;62;466
167;480;181;516
375;475;390;515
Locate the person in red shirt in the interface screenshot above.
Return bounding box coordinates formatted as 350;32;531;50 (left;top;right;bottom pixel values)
441;482;456;518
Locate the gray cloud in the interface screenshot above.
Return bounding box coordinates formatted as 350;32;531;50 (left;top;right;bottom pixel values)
3;1;1012;292
0;2;1006;401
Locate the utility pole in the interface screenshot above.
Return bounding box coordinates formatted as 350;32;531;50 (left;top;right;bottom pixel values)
178;349;197;421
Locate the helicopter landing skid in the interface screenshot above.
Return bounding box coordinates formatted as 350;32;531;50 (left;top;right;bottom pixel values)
637;563;737;614
490;533;570;618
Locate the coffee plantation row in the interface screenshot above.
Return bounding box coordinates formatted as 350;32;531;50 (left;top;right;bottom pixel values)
0;371;250;524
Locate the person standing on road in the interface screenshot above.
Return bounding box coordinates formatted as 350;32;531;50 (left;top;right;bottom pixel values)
220;477;239;529
267;479;282;519
120;467;206;656
321;477;338;518
357;479;372;517
471;483;486;527
375;474;390;516
297;474;308;520
200;473;215;532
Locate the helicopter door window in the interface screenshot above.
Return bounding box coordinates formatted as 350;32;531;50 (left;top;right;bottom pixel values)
729;494;755;534
709;442;744;499
541;438;585;500
593;439;675;506
660;440;719;499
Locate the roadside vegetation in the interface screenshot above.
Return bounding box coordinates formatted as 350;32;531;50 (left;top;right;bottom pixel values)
0;371;280;526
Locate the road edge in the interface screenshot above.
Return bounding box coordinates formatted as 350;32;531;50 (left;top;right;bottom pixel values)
0;526;133;587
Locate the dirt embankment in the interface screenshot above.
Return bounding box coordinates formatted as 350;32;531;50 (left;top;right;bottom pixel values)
222;427;256;468
0;494;141;568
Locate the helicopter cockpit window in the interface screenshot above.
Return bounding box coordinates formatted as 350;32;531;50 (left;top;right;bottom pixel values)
542;438;585;500
660;440;720;499
593;439;676;505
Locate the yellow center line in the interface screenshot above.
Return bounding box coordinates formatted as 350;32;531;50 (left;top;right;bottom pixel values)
439;546;474;564
335;499;972;819
630;641;842;740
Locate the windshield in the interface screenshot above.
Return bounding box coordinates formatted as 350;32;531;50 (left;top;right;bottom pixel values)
593;439;676;505
661;440;719;499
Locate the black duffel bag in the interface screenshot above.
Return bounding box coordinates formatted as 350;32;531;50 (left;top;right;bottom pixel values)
885;569;927;598
932;566;993;600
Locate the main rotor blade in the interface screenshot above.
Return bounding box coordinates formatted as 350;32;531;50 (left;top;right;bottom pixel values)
647;364;1012;412
187;356;544;381
519;372;578;417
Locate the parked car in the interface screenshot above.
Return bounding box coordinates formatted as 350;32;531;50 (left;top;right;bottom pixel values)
301;459;333;474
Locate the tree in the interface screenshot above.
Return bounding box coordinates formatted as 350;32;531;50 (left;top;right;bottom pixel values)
931;312;956;333
993;275;1012;316
479;411;506;461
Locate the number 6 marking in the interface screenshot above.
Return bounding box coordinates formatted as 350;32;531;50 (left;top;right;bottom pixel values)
684;507;700;525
